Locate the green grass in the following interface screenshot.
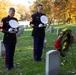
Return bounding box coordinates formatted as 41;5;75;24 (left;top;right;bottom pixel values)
0;24;76;75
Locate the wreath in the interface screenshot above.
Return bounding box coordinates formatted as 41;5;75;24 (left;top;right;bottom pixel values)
54;28;74;57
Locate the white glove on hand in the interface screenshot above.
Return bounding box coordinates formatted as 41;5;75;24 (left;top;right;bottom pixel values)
8;28;13;33
39;24;43;27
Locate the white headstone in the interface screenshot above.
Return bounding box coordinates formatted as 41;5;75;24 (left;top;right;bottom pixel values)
57;28;61;36
46;50;60;75
0;40;5;56
50;26;54;33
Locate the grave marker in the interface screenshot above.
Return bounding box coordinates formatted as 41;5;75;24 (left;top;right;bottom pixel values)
46;50;60;75
50;26;54;33
0;40;5;56
57;28;61;36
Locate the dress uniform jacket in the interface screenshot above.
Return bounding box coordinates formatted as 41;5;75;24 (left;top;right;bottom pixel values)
30;12;45;38
1;16;18;45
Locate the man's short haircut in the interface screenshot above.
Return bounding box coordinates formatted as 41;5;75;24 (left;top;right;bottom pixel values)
38;4;42;7
9;7;15;12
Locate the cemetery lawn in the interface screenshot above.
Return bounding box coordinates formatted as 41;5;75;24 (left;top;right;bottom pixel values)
0;24;76;75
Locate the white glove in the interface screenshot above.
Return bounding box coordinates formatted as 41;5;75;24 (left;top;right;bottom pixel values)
8;28;13;33
14;28;18;32
39;24;43;27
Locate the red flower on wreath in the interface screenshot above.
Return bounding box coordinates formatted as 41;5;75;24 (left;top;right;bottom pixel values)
54;38;60;51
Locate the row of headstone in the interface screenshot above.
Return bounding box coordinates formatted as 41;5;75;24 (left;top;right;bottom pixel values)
46;26;62;36
46;26;54;32
16;25;25;37
46;50;60;75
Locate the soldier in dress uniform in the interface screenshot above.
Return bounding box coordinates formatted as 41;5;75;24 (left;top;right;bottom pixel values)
30;4;46;62
0;7;18;70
